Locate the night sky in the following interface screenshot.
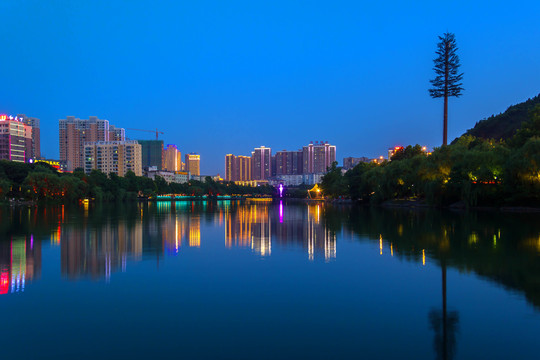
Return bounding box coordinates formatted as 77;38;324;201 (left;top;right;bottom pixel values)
1;1;539;174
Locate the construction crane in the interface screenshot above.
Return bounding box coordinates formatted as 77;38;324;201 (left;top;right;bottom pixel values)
126;128;164;140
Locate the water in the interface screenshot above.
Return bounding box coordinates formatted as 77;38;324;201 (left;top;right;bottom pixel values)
1;201;539;359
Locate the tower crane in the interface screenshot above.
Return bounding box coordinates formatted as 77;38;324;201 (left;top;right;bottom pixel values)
126;128;164;140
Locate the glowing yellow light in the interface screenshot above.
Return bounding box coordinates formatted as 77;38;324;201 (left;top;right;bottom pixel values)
390;243;393;257
379;234;383;255
422;249;425;266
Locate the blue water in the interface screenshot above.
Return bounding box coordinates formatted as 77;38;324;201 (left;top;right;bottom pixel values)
1;201;539;359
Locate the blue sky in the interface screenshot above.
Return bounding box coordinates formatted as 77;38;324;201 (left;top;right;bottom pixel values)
1;0;539;174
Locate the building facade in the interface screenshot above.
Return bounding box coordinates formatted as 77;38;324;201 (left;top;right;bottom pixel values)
59;116;125;171
162;144;181;172
17;114;40;159
225;154;252;182
274;150;303;175
251;146;271;180
343;156;370;170
138;140;164;170
84;140;142;176
302;141;336;174
109;125;125;141
145;168;189;184
185;153;200;176
0;115;33;163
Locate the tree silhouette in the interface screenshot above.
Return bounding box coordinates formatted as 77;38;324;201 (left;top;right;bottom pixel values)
429;33;464;146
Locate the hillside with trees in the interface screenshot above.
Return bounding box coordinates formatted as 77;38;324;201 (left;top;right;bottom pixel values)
462;94;540;141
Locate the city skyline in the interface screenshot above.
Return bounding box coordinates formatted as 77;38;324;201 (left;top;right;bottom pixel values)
1;1;539;174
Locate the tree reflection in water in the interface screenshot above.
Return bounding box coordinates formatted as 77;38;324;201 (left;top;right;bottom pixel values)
429;262;459;360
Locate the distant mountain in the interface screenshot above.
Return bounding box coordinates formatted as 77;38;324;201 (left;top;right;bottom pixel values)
462;94;540;140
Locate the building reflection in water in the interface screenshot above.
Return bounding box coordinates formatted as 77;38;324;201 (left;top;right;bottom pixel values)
189;216;201;248
1;202;336;286
0;236;41;295
225;204;272;256
61;221;143;281
225;202;336;261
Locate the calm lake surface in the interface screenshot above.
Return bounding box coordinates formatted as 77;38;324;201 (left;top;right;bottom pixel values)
1;201;539;359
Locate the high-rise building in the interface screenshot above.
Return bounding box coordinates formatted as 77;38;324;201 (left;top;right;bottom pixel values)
225;154;252;181
302;141;336;174
343;157;370;170
275;150;303;175
59;116;125;171
225;154;235;181
185;153;200;176
0;115;33;163
237;156;251;181
251;146;271;180
84;140;142;176
17;114;40;159
138;140;164;170
162;144;181;172
109;125;125;141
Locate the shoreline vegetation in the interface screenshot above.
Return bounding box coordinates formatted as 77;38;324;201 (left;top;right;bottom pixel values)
0;162;274;203
320;103;540;209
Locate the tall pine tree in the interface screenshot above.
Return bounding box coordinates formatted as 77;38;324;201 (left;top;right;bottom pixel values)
429;33;464;146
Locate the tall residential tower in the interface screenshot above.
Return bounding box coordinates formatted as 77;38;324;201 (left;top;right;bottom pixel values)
251;146;271;180
59;116;125;171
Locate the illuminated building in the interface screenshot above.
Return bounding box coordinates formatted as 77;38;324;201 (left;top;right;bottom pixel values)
163;144;181;172
138;140;164;170
225;154;234;181
225;154;252;181
145;168;189;183
302;141;336;174
343;156;370;170
59;116;125;171
251;146;271;180
84;140;142;176
0;115;33;163
17;114;41;159
274;150;303;175
185;153;200;176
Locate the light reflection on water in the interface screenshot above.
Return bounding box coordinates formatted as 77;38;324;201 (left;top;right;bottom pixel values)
1;201;540;359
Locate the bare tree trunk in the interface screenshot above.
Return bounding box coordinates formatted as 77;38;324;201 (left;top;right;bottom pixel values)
443;42;449;146
443;95;448;146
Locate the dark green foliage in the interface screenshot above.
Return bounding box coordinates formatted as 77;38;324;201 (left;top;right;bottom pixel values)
390;144;424;161
320;162;347;199
462;95;540;141
322;135;540;207
429;33;464;99
507;104;540;148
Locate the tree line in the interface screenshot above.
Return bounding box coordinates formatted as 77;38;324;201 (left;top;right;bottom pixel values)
320;105;540;207
0;162;273;202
